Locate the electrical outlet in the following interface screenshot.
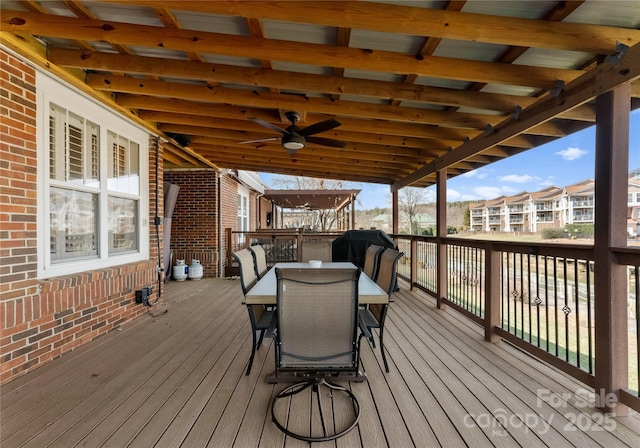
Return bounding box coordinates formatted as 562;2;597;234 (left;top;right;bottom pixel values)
135;286;154;305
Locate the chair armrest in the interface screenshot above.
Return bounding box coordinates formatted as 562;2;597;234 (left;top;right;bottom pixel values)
358;311;374;347
265;312;278;339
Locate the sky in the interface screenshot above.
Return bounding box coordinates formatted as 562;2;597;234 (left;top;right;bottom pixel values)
260;109;640;210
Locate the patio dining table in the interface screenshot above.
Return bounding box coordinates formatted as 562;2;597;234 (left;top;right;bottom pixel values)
244;262;388;305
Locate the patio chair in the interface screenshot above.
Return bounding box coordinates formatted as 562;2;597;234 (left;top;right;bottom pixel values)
359;248;404;373
301;239;333;262
232;248;275;376
249;244;268;278
270;267;363;442
362;244;384;281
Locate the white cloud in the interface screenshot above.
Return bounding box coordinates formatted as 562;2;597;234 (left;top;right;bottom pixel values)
462;169;488;179
471;185;519;199
538;177;555;187
473;186;502;199
423;189;437;203
556;147;588;161
498;174;538;183
502;186;519;194
447;189;461;201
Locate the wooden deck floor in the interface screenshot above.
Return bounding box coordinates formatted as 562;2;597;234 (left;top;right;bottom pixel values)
2;277;639;448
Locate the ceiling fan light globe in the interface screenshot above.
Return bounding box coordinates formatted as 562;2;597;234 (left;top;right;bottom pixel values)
282;133;305;153
283;141;304;151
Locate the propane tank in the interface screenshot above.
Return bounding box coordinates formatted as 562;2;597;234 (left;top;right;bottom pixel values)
188;259;203;280
172;259;188;281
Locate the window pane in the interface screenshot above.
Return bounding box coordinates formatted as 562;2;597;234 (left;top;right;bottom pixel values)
49;105;100;188
108;132;139;194
108;196;138;253
86;121;100;187
68;123;83;181
128;141;139;195
50;187;98;261
49;104;64;181
49;111;57;179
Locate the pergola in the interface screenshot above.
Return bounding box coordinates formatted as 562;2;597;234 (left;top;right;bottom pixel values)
262;189;360;230
2;0;639;416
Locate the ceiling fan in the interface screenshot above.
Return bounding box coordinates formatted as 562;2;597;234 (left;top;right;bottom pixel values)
240;111;347;154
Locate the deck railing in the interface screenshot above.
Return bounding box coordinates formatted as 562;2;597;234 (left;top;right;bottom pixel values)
393;233;640;412
225;228;639;411
614;247;640;406
225;229;342;266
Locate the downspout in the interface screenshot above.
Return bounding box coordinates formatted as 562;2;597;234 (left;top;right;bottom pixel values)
147;136;162;306
218;171;223;277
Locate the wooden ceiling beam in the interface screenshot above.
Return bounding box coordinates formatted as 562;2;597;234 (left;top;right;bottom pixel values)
196;147;410;177
2;10;582;89
87;74;507;129
128;100;475;140
49;48;537;114
196;148;420;174
161;148;194;167
158;122;453;155
392;41;640;191
209;160;393;185
189;136;432;165
105;1;640;54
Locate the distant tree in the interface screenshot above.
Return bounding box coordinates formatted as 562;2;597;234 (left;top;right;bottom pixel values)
463;207;470;229
269;175;355;232
398;187;428;234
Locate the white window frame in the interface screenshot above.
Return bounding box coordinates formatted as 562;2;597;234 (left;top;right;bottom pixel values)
237;184;249;243
36;72;149;279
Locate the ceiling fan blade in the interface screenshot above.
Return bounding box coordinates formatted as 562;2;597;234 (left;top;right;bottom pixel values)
249;117;288;134
306;136;348;148
298;118;341;136
238;137;280;144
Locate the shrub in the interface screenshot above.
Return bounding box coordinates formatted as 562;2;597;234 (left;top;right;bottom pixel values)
541;228;564;239
564;223;594;238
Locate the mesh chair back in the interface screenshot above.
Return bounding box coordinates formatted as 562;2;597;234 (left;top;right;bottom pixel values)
363;244;384;280
375;248;404;295
249;245;268;278
301;240;333;262
232;248;258;295
275;268;360;369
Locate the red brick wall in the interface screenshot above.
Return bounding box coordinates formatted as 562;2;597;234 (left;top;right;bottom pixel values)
164;169;219;276
221;173;239;269
259;196;272;229
0;50;159;384
149;166;266;280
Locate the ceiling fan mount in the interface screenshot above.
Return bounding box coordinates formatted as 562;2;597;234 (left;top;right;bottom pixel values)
240;111;347;154
284;111;301;123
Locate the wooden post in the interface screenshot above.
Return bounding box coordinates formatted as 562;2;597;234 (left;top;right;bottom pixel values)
484;243;501;342
225;227;233;267
351;194;356;230
392;190;399;234
410;237;417;291
296;229;303;262
594;83;630;414
436;169;447;309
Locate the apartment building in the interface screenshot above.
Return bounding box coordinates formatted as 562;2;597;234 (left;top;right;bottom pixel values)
629;169;640;237
470;173;640;235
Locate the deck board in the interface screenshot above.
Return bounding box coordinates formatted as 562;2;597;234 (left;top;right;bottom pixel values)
398;289;638;447
1;277;638;448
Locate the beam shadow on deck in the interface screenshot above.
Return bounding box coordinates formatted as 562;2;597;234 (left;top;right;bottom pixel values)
1;278;639;447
